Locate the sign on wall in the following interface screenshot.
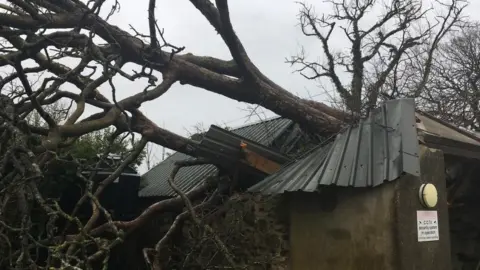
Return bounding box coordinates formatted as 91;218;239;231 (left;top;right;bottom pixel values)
417;210;439;242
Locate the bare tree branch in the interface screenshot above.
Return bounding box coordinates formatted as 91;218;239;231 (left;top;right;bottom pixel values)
289;0;468;115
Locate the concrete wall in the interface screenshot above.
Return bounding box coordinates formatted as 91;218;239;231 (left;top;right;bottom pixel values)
394;145;451;270
289;183;397;270
288;145;452;270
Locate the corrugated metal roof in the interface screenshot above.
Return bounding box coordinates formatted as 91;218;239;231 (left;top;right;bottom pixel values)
248;99;421;194
139;117;293;197
227;117;293;146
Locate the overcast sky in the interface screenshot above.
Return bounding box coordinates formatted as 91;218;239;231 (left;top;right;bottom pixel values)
98;0;480;173
28;0;480;173
108;0;325;128
104;0;335;172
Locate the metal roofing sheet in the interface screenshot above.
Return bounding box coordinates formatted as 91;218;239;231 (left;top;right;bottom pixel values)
248;99;421;194
138;152;217;197
139;117;293;197
228;117;292;146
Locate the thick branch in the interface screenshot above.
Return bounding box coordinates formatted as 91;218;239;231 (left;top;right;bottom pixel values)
0;9;349;133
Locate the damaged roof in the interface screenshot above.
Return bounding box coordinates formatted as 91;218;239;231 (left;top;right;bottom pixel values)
141;98;480;197
139;117;293;197
248;99;421;194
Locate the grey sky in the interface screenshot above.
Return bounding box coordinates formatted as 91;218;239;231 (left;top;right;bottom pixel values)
3;0;478;172
108;1;324;128
106;1;330;171
100;0;480;173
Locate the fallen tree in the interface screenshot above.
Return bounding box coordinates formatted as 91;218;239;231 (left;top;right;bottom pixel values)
0;0;468;269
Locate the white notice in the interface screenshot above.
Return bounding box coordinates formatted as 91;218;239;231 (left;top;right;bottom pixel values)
417;210;439;242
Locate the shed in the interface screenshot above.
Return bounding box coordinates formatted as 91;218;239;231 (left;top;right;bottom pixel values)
247;98;480;270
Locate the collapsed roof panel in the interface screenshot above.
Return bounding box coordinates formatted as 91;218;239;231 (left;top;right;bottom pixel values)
139;117;293;197
248;99;421;194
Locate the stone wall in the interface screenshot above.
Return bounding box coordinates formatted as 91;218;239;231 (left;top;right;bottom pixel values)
169;193;290;269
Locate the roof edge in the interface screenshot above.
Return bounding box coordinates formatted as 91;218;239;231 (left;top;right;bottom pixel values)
416;110;480;144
